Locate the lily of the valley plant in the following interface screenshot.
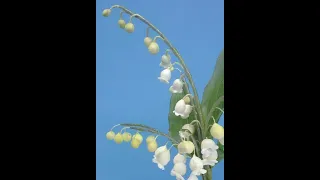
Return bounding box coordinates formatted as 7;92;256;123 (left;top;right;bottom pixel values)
102;5;224;180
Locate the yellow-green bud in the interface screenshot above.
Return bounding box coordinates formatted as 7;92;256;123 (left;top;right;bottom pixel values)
102;9;111;17
106;131;115;140
125;23;134;33
114;133;123;144
118;19;126;29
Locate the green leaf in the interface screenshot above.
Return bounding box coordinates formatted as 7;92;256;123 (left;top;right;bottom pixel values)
201;49;224;134
217;141;224;162
201;49;224;162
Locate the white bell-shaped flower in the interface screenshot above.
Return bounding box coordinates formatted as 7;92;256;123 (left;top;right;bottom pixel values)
170;79;183;94
187;174;198;180
219;137;224;145
173;153;186;164
171;162;187;180
189;154;207;176
179;130;190;139
160;54;172;68
179;123;195;139
158;68;171;84
201;139;219;159
202;151;218;166
181;105;193;119
173;99;186;116
152;145;171;170
182;124;195;134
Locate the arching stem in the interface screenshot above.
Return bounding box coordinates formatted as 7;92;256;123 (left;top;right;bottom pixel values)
111;5;204;124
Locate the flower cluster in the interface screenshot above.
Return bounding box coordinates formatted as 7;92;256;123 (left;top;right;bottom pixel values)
106;122;224;180
102;5;224;180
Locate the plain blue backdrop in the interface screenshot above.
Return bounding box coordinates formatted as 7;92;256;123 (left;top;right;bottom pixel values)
96;0;224;179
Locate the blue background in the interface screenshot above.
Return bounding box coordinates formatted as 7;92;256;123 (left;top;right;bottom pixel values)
96;0;224;179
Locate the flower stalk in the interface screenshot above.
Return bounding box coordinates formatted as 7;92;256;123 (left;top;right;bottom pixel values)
112;5;204;125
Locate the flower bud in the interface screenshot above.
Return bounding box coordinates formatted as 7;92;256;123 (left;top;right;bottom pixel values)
106;131;115;140
183;96;190;104
210;123;224;140
132;133;143;144
131;139;140;149
144;37;152;47
178;141;194;154
114;133;123;144
118;19;126;29
146;135;156;144
122;132;132;142
148;42;159;54
125;23;134;33
160;54;171;68
102;9;111;17
147;141;158;152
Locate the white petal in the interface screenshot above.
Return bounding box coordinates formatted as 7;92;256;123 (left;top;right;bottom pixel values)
201;139;216;150
155;145;167;156
201;149;212;159
202;159;214;166
203;159;218;166
152;157;158;163
179;131;191;139
201;148;217;159
160;62;171;68
173;163;187;176
191;170;201;176
158;163;165;170
171;79;183;93
182;124;195;134
189;155;204;172
181;114;189;119
159;69;171;81
200;169;207;174
173;110;181;116
174;100;186;115
176;173;185;180
173;153;186;164
171;170;176;176
187;174;198;180
171;88;183;94
184;105;193;114
202;150;218;166
157;150;170;166
158;77;169;84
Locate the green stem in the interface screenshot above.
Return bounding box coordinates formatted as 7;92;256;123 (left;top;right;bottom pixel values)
181;77;203;143
203;166;212;180
205;95;224;137
120;123;179;144
206;96;224;122
111;5;204;125
190;135;200;157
